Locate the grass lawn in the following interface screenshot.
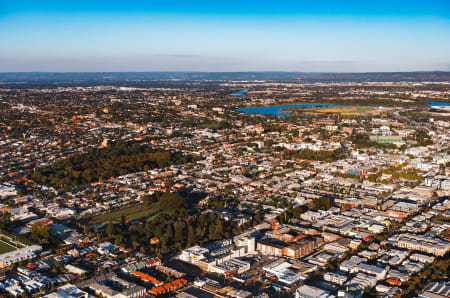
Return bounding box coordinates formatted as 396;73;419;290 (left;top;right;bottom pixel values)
91;202;159;225
0;240;17;254
305;106;377;114
285;105;383;116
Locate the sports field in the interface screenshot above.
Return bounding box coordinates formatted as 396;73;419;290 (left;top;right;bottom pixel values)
90;202;159;229
0;240;17;254
285;105;385;116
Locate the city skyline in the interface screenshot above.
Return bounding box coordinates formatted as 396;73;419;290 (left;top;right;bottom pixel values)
1;0;450;72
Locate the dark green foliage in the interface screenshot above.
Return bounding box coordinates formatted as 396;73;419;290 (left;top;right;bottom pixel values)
309;196;334;211
159;192;188;213
412;131;433;146
107;219;115;238
349;133;397;149
289;206;308;219
283;148;346;162
398;257;449;298
30;224;59;246
198;121;231;130
187;225;195;247
102;210;237;256
174;222;184;243
32;141;199;188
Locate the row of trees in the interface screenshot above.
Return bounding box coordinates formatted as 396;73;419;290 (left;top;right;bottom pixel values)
102;211;246;255
77;191;253;256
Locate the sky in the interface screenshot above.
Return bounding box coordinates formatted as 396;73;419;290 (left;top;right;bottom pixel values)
1;0;450;72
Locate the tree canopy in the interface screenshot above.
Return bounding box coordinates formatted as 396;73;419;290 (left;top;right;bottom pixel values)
32;141;200;189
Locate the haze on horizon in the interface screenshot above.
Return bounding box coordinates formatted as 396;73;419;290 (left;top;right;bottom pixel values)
1;0;450;73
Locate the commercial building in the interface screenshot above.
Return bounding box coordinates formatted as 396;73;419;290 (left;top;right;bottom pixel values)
295;285;330;298
77;272;146;298
263;260;305;285
209;258;251;276
340;256;365;273
355;263;388;280
324;271;348;286
178;236;254;274
43;284;90;298
0;245;42;268
257;236;323;259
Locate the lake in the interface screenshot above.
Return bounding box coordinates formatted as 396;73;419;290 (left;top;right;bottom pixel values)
230;89;248;97
427;100;450;106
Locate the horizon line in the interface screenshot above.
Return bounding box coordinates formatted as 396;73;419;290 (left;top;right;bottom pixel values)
1;70;450;74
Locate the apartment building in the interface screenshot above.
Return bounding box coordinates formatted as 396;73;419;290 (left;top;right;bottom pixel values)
395;234;450;256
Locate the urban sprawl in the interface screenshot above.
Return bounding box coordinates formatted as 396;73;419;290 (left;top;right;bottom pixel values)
0;77;449;298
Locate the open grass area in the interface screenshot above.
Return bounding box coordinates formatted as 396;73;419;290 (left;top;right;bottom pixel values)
302;106;376;114
284;105;389;116
0;240;17;254
90;202;160;226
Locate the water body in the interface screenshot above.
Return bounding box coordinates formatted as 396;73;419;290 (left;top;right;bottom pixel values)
237;100;450;117
237;103;363;117
426;100;450;106
427;100;450;120
230;89;248;97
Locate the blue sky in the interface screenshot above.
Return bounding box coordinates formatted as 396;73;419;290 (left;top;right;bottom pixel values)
1;0;450;72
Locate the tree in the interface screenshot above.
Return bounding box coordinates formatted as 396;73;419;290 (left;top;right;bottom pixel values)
32;141;199;188
166;224;174;244
30;224;51;245
161;235;169;253
187;225;195;247
107;219;115;238
174;222;184;244
96;232;102;243
211;220;223;240
309;196;333;211
159;192;187;213
253;213;262;224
